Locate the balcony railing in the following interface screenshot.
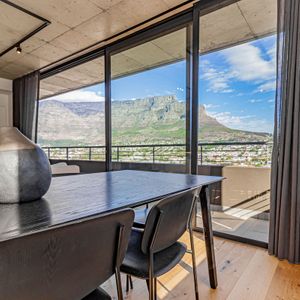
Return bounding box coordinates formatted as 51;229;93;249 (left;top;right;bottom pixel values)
42;141;272;167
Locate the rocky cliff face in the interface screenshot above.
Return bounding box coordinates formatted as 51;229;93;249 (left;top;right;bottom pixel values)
38;95;269;146
112;96;185;129
38;100;105;145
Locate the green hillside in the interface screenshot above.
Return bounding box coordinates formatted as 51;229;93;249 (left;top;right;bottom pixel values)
38;95;271;146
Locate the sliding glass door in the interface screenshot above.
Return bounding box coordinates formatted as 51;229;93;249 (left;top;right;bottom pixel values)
36;0;277;246
195;0;277;244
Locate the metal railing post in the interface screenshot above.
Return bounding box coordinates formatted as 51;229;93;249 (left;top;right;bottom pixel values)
200;145;203;165
89;147;92;160
153;146;155;163
66;147;69;160
117;146;120;162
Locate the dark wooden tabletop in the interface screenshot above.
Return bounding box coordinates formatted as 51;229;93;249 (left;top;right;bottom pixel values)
0;170;223;242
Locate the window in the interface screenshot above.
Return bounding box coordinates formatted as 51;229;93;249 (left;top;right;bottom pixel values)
110;27;191;167
196;0;277;244
35;0;277;246
37;56;106;161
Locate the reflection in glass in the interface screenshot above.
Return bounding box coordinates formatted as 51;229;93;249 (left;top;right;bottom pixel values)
196;0;277;244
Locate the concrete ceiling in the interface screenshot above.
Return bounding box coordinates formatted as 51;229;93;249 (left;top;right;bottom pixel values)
0;0;276;99
0;1;42;54
0;0;185;80
39;56;105;99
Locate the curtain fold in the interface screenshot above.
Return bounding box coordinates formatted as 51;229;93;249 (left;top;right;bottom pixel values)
13;71;39;140
269;0;300;263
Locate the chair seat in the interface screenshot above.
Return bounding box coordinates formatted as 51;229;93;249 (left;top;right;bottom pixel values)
121;229;186;279
82;288;112;300
133;207;149;228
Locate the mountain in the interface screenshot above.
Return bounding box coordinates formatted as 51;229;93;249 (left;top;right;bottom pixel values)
38;95;270;146
38;100;105;146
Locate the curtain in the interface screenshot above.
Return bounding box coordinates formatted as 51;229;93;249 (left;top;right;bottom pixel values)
269;0;300;263
13;71;39;141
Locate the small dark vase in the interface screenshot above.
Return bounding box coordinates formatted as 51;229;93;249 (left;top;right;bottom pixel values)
0;127;52;203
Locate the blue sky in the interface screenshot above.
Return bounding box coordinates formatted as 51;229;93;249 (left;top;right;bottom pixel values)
50;35;276;133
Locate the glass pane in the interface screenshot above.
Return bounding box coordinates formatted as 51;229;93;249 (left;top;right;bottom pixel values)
196;0;277;243
111;28;190;170
37;56;106;161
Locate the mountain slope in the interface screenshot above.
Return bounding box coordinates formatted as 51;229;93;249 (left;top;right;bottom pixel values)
38;95;270;146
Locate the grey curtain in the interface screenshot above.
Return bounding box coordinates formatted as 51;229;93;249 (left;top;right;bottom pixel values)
13;71;39;141
269;0;300;263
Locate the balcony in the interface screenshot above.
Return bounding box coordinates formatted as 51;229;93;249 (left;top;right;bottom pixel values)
42;141;272;166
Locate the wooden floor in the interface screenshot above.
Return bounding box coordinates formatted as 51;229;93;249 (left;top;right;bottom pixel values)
102;232;300;300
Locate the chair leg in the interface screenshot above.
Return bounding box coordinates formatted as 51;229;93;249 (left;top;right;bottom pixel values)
115;269;124;300
189;227;199;300
147;277;157;300
126;275;129;292
148;276;155;300
129;275;133;289
154;278;157;300
126;275;134;292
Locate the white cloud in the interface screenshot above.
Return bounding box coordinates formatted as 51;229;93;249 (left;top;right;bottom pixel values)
209;111;253;126
222;43;276;82
48;90;105;102
164;90;173;95
201;42;276;95
267;43;277;62
207;111;273;133
248;99;262;103
209;80;233;93
201;62;234;93
256;80;276;92
203;104;220;109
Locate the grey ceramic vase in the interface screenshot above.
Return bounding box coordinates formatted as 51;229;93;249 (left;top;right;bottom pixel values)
0;127;52;203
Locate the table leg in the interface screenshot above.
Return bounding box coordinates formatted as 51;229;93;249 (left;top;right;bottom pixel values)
199;185;218;289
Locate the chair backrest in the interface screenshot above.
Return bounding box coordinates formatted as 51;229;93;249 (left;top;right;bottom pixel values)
141;189;197;254
0;209;134;300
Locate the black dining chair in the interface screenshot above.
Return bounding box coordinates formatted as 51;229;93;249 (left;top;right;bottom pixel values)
121;189;199;300
0;209;134;300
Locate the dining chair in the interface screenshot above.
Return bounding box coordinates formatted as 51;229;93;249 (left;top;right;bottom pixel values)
0;209;134;300
121;189;199;300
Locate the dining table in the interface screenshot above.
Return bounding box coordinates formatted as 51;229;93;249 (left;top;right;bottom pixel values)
0;170;223;289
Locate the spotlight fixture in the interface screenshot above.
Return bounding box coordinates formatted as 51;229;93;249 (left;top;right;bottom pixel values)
0;1;50;58
16;44;22;54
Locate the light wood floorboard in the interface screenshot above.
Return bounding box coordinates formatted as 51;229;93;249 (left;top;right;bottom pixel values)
101;232;300;300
